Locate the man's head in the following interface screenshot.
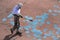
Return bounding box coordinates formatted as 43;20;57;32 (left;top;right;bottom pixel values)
18;3;23;8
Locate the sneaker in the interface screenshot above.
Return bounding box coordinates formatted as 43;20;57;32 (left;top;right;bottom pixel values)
16;31;22;36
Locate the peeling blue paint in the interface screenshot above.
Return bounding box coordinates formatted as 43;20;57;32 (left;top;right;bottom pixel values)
43;33;48;39
53;5;59;8
2;18;7;22
53;24;58;29
25;30;30;34
48;9;52;13
52;35;59;40
56;31;60;35
33;34;40;38
52;13;58;16
10;21;14;25
24;16;33;20
46;21;50;24
43;28;48;32
31;29;42;35
24;26;31;30
7;14;13;19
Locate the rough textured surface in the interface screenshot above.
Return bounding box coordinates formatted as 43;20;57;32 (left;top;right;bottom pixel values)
0;0;60;40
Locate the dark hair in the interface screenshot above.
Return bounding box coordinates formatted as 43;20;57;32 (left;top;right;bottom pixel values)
17;5;21;10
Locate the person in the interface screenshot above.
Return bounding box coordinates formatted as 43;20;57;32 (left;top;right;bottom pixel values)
10;3;23;34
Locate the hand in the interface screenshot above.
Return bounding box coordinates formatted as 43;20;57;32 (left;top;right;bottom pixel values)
19;15;23;18
23;17;33;22
20;16;23;18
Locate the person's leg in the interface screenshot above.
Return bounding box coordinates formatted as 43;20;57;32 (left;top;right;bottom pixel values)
10;14;17;34
15;16;22;36
16;16;20;32
13;15;18;30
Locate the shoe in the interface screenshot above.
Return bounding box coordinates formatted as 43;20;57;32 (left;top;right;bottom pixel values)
16;31;22;36
10;29;13;34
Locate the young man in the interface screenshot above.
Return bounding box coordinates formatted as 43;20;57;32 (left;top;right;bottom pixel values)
10;3;23;34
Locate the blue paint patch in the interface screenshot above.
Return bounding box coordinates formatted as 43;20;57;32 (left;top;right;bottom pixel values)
36;16;41;19
56;28;60;33
24;16;33;20
33;34;40;38
46;21;50;24
23;20;30;22
43;28;48;32
52;13;58;16
53;10;60;13
28;22;37;29
41;13;48;20
52;35;59;40
53;24;58;29
48;31;54;36
7;14;13;19
31;25;36;29
53;10;58;13
32;19;38;25
43;34;47;39
31;29;37;33
25;31;30;34
10;21;14;25
28;19;38;29
38;13;49;26
57;10;60;13
53;24;60;34
54;24;60;31
39;23;43;26
36;13;49;25
24;26;31;30
36;20;42;26
2;18;7;22
53;5;59;8
38;39;42;40
48;9;52;13
43;33;53;39
43;36;47;39
56;31;60;35
31;29;42;35
38;20;45;26
39;19;45;24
